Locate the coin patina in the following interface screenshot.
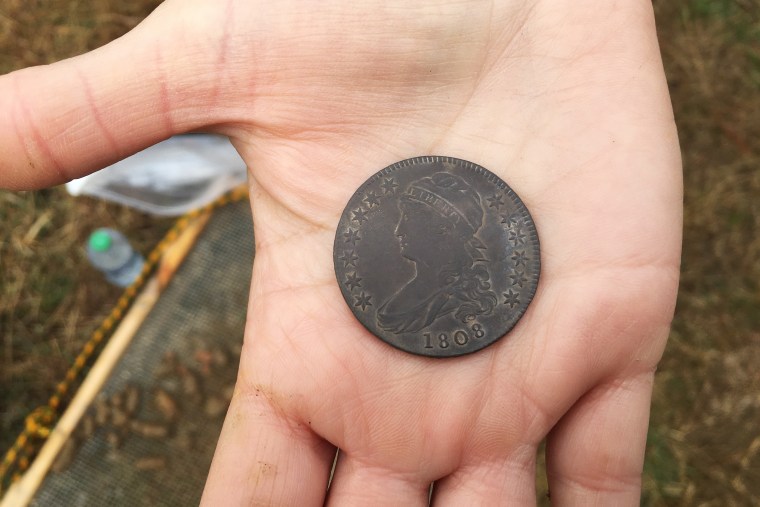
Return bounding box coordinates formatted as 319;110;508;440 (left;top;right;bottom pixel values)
334;156;540;357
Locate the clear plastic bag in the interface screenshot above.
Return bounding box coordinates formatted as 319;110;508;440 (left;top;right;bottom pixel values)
66;134;247;216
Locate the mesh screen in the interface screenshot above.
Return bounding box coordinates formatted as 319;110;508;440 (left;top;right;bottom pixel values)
32;201;253;506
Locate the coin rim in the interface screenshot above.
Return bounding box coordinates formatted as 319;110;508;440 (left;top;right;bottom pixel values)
334;155;541;357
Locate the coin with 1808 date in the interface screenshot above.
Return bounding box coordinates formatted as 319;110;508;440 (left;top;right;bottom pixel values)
333;156;540;357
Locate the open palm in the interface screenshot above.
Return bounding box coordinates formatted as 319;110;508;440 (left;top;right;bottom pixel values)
1;1;681;505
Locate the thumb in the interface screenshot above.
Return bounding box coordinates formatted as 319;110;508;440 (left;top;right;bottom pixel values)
0;4;229;190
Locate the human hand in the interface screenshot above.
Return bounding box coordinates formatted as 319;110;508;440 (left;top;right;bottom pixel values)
0;1;682;504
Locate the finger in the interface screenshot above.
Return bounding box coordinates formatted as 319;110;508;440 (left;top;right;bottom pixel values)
326;452;430;506
201;383;336;506
545;371;655;506
0;5;221;190
431;444;537;505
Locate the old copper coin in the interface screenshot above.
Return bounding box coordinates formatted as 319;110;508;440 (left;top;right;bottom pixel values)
334;156;540;357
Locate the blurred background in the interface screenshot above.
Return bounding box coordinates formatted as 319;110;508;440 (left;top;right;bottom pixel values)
0;0;758;504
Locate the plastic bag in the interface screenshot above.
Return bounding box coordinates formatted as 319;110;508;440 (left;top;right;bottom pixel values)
66;134;247;216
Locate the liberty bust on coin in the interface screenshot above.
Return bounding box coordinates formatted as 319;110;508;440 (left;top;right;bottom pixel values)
334;156;540;357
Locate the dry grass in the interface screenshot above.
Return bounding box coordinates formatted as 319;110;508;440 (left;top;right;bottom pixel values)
0;0;162;73
1;0;758;504
0;0;169;453
646;0;760;504
0;192;172;449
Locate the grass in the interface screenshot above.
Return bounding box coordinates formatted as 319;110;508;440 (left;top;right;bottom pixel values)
0;189;172;446
1;0;759;504
644;1;760;504
0;0;169;454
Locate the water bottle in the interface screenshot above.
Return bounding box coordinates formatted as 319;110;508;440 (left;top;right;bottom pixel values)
86;228;145;287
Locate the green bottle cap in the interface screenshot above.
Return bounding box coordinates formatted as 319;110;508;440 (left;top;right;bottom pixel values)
89;230;112;252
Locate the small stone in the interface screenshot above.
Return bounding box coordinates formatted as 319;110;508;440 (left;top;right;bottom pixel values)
210;346;230;369
124;384;141;416
174;427;196;451
221;383;235;403
179;366;202;398
130;420;170;439
135;455;167;471
105;431;122;449
94;397;110;426
204;396;228;418
154;388;179;421
110;391;125;409
79;414;96;439
111;408;129;429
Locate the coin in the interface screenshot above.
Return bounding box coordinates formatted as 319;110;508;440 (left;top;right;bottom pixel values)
333;156;540;357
